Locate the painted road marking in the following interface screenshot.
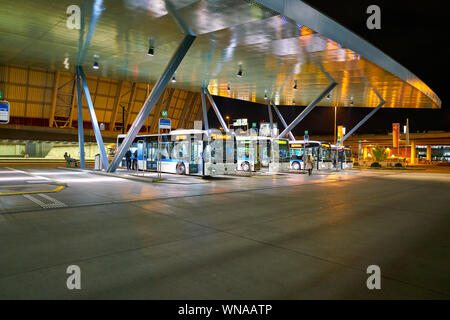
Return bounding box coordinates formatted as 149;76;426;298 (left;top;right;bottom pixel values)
23;193;67;208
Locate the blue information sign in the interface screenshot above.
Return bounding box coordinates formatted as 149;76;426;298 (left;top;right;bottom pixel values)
0;101;10;124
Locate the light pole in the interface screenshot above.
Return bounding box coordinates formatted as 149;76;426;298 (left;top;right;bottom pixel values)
334;106;337;144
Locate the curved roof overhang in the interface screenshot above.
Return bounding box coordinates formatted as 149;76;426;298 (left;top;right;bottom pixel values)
0;0;441;109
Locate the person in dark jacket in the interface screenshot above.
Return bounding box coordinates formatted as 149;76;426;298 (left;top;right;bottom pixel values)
132;150;138;170
125;149;132;170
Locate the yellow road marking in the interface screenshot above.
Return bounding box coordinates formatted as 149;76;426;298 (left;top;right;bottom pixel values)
0;184;65;196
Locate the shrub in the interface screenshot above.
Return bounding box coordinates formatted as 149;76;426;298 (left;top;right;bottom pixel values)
394;163;403;167
370;162;381;168
371;145;387;162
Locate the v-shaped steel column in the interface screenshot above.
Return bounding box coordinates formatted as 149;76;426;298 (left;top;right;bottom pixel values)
267;100;274;135
204;87;229;132
271;100;295;140
278;68;337;139
107;35;195;172
337;78;385;146
75;70;85;168
77;66;109;169
200;87;209;130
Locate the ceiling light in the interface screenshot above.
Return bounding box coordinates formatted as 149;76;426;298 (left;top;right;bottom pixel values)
293;80;297;90
227;83;231;92
171;76;176;83
326;94;331;100
148;39;154;56
93;61;99;70
237;65;243;77
264;93;268;100
292;99;295;105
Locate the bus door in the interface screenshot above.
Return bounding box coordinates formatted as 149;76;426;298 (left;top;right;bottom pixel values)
190;138;202;175
137;140;146;170
258;139;270;169
146;140;158;171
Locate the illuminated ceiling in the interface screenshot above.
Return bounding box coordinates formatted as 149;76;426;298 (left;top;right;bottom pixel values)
0;0;441;109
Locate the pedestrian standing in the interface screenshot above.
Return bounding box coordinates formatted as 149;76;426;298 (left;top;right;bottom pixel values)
305;155;313;176
125;149;132;170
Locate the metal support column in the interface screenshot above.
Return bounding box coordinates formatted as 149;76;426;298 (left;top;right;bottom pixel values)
267;100;273;136
204;87;229;132
337;100;385;146
107;34;196;172
200;87;209;130
75;70;85;169
278;68;337;139
271;101;295;140
77;66;109;169
337;77;385;146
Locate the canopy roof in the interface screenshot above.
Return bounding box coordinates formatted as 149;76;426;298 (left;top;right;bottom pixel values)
0;0;441;109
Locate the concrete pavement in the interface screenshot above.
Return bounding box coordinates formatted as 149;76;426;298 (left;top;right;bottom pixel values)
0;166;449;299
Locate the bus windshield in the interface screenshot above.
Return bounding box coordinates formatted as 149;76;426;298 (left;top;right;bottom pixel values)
274;139;289;162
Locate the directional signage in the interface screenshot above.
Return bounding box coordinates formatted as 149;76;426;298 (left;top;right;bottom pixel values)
161;110;168;117
159;118;171;130
0;100;10;124
304;134;309;142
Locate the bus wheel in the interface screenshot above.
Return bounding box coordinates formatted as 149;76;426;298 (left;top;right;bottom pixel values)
292;161;300;170
176;163;186;175
241;161;250;172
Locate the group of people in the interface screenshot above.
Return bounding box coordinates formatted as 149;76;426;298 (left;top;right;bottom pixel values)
125;149;138;170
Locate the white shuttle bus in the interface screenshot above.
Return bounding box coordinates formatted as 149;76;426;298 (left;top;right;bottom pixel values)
116;129;236;176
331;145;353;170
235;135;290;172
289;140;333;171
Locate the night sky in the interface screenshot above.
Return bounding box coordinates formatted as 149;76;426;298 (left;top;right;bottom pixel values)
208;0;449;136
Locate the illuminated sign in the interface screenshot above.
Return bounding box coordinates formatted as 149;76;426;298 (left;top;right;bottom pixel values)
211;134;231;140
321;143;330;148
276;140;287;144
159;118;171;130
290;144;303;148
392;123;400;148
0;101;9;124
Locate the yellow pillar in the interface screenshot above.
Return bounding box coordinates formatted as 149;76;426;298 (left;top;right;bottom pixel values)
410;141;416;164
426;145;432;162
363;146;368;160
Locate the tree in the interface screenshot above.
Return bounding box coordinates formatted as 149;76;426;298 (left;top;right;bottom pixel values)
371;145;387;162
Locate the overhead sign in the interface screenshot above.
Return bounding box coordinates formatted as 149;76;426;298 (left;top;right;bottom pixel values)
252;122;257;128
161;110;168;117
194;120;202;130
337;125;345;141
392;123;400;148
405;118;410;145
0;100;10;124
304;135;309;142
159;118;171;130
232;118;248;127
